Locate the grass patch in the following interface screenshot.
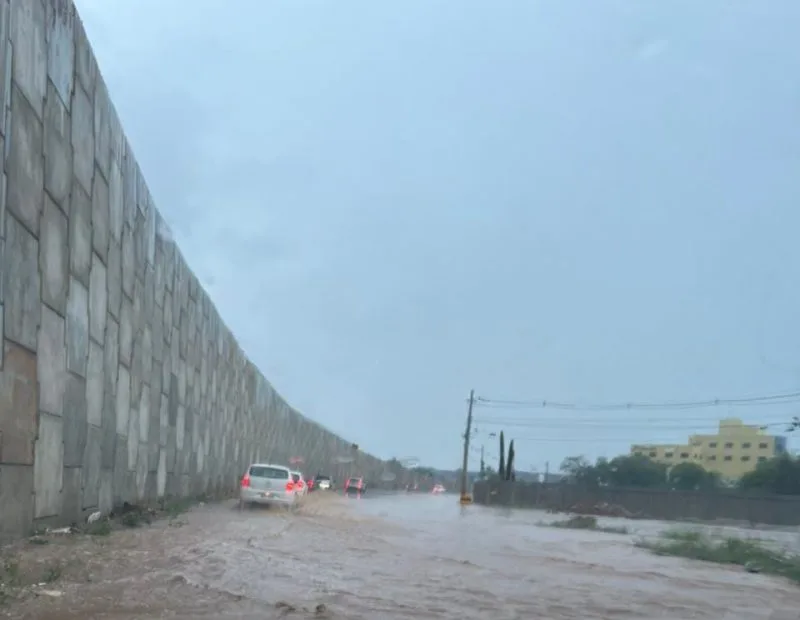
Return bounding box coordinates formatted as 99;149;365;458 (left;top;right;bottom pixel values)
541;515;629;534
638;529;800;584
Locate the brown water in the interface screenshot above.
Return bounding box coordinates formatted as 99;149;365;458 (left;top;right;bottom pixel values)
4;493;800;619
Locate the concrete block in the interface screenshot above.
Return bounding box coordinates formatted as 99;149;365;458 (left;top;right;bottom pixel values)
9;0;46;119
156;449;166;497
138;383;149;445
94;79;111;179
141;326;152;379
115;364;129;435
98;470;112;514
68;182;91;286
176;404;185;450
121;224;133;298
33;412;64;519
3;214;40;350
109;106;123;168
143;264;155;321
82;425;101;508
70;82;93;194
91;170;109;262
61;466;81;523
122;147;137;227
165;428;176;474
106;240;121;320
159;395;168;447
100;391;116;469
148;441;159;477
0;2;11;138
0;237;4;304
118;295;132;367
103;315;119;395
85;340;103;427
88;252;106;344
37;304;66;416
65;276;88;376
133;211;146;281
108;160;123;242
43;83;72;208
45;0;75;110
0;341;37;464
135;442;147;499
6;84;44;235
127;402;138;472
0;464;34;543
111;434;127;504
73;13;96;95
62;372;86;468
39;194;68;314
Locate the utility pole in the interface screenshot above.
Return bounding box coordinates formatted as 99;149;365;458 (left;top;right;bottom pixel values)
459;389;475;503
544;461;549;483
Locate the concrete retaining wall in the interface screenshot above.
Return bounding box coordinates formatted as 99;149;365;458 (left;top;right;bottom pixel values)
0;0;385;542
472;479;800;526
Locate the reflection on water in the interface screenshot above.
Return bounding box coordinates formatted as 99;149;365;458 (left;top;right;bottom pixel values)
5;493;800;619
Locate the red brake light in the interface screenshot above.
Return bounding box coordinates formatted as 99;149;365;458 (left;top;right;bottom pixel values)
241;474;250;488
285;481;295;492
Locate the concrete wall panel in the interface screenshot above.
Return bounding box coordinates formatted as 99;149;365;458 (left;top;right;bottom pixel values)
0;340;37;465
33;412;64;519
39;193;68;313
0;0;390;541
37;303;66;415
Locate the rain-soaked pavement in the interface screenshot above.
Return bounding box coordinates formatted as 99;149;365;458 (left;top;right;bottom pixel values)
4;491;800;619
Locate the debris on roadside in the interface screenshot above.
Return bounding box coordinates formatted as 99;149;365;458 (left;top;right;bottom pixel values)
549;501;646;520
87;511;102;524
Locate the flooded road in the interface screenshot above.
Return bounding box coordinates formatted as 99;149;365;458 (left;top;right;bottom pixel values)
4;492;800;619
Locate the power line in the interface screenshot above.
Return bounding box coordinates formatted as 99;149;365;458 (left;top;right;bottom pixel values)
475;390;800;411
472;418;795;430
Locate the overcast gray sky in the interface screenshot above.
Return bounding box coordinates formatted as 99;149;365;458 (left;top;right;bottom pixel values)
76;0;800;471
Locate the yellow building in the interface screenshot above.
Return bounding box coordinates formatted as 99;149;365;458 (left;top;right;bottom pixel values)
631;418;788;480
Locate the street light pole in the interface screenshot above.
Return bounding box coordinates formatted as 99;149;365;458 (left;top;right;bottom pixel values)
459;389;475;504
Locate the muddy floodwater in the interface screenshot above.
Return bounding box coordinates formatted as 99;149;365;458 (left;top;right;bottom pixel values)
3;492;800;619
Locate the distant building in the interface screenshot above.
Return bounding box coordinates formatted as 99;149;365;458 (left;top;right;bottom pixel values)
631;417;787;480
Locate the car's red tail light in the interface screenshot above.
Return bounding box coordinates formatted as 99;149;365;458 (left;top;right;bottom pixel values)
241;475;250;488
285;481;295;492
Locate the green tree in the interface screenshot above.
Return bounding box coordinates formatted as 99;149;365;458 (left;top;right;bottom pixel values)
498;432;506;479
560;454;667;488
739;454;800;495
412;466;435;478
559;455;598;484
667;462;720;490
605;454;667;487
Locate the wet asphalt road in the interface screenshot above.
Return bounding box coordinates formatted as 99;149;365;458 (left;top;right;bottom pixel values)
5;491;800;619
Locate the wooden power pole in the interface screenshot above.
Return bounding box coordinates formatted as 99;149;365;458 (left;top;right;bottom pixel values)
459;389;475;504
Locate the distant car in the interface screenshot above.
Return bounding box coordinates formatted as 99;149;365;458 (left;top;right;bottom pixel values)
291;471;308;496
432;484;446;494
240;463;299;510
344;477;365;496
314;475;332;491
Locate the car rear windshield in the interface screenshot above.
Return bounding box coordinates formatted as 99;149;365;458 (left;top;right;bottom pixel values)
249;466;289;479
316;475;331;481
291;473;300;482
